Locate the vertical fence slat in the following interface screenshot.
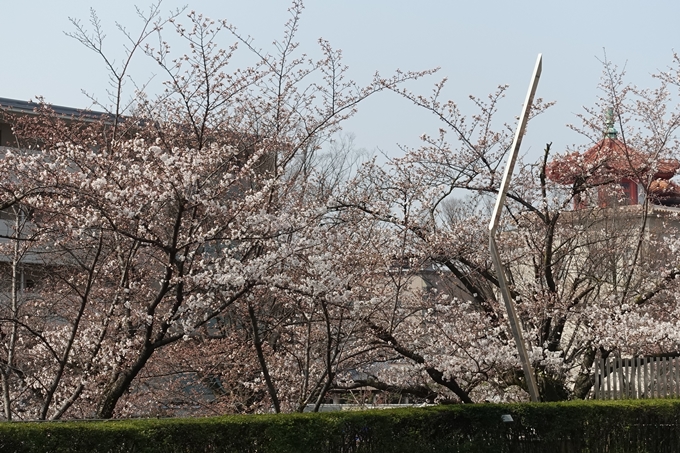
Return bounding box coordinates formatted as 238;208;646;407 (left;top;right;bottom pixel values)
663;357;668;398
673;357;677;398
671;356;675;398
651;357;659;398
648;358;652;398
624;357;629;398
668;357;671;398
619;357;624;399
667;357;672;397
594;357;600;399
673;357;680;397
628;357;637;399
676;356;679;397
610;357;615;400
660;357;663;398
650;358;654;398
654;357;663;398
599;357;604;399
623;358;628;399
659;357;663;398
629;358;634;398
657;357;660;398
644;357;648;398
652;358;657;398
668;356;671;398
607;357;612;399
638;357;645;398
672;357;676;398
663;357;671;398
622;357;627;399
637;357;642;399
673;356;677;398
613;357;618;400
603;357;608;400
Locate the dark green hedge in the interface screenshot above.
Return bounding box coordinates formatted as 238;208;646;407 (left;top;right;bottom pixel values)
1;400;680;452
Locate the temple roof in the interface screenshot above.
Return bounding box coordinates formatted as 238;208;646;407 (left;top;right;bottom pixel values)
546;132;680;206
547;137;679;185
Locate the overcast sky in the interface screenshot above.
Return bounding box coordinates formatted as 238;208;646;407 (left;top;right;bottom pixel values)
2;1;679;161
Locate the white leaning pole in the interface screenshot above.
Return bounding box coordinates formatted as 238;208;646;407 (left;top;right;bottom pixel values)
488;54;542;402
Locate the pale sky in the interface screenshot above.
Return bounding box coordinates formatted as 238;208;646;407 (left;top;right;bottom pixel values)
2;1;679;161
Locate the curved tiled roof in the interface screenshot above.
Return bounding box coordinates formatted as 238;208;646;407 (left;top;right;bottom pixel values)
547;138;679;184
546;137;680;205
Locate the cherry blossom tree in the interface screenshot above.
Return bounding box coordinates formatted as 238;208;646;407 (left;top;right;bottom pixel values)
0;1;428;419
334;56;680;403
5;1;680;419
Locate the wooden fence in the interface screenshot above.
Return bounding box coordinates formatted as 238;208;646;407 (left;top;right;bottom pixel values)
593;356;680;399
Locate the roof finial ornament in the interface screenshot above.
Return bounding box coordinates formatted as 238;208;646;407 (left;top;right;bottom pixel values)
605;107;618;139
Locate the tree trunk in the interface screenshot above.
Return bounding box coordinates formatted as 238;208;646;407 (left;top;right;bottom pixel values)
96;345;154;419
248;304;281;413
573;348;598;400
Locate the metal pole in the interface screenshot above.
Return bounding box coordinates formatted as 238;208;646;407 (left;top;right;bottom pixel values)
488;54;542;402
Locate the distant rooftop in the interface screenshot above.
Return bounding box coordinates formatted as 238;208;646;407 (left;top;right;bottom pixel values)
0;97;108;122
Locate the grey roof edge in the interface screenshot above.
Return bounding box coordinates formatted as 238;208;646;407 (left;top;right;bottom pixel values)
0;97;109;121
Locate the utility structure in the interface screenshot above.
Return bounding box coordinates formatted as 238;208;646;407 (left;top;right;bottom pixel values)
489;54;542;402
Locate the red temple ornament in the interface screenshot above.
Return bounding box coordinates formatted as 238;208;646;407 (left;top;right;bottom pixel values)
546;109;680;208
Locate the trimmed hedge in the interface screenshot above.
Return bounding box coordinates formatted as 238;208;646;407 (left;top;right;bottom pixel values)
1;400;680;452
